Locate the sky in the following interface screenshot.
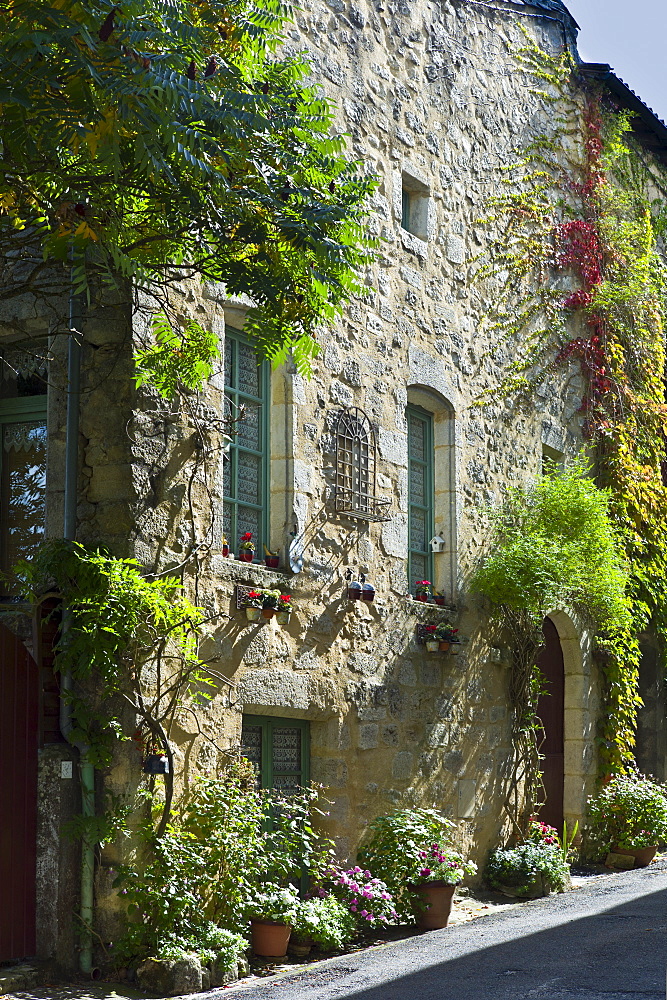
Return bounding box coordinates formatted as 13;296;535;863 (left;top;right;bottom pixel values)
564;0;667;122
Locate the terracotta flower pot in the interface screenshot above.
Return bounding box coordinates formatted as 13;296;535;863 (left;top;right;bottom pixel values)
250;920;291;957
245;607;261;622
412;882;456;930
239;551;254;562
415;593;428;602
612;845;658;868
276;610;292;625
433;597;445;606
439;641;450;652
265;556;280;568
262;607;276;619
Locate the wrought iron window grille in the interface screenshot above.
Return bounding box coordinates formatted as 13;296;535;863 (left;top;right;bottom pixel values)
334;407;391;522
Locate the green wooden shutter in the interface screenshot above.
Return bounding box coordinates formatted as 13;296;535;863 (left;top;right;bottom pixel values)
407;405;434;593
223;329;269;557
240;716;310;792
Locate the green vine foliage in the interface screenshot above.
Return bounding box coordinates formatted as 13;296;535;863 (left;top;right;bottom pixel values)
15;540;207;768
471;463;637;830
477;31;667;774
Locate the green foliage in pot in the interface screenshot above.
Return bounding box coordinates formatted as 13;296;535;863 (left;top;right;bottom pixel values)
247;884;300;925
357;808;456;920
157;926;247;969
113;759;334;964
585;771;667;857
484;842;570;897
292;896;356;950
412;843;477;885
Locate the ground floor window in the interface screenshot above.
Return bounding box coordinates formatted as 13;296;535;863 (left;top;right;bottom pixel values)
240;716;309;792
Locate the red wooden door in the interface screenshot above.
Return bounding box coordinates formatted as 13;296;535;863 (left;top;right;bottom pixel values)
0;624;38;960
536;617;564;833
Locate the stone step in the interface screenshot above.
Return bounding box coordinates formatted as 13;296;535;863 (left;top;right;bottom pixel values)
0;963;40;995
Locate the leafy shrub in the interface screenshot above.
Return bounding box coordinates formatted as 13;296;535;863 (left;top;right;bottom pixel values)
113;759;334;964
357;809;456;920
292;896;356;950
484;842;570;896
246;885;300;924
585;771;667;856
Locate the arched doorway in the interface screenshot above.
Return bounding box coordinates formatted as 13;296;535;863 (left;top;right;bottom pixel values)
536;616;565;832
0;624;38;960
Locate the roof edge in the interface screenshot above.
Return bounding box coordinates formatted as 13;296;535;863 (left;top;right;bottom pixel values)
579;62;667;156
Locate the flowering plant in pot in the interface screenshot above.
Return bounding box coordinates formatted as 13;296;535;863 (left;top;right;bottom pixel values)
260;588;281;618
484;842;570;899
410;844;477;929
244;590;263;621
247;884;299;957
263;544;280;569
585;770;667;866
324;866;398;930
276;594;293;625
239;531;255;562
414;580;431;602
435;623;459;652
423;625;439;653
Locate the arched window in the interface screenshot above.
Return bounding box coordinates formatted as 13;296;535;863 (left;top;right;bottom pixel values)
334;407;390;522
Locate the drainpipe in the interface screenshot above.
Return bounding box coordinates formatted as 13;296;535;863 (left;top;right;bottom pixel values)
60;279;96;976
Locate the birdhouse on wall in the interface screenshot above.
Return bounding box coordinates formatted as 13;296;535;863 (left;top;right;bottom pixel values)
429;535;447;553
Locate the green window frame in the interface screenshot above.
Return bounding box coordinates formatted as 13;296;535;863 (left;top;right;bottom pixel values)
407;404;434;593
240;715;310;792
223;328;270;558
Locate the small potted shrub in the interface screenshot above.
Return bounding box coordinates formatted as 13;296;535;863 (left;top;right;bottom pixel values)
585;771;667;867
436;623;459;652
290;895;356;956
410;843;477;929
424;625;439;653
484;839;570;899
247;884;299;957
260;588;281;619
238;531;255;562
276;594;292;625
244;590;263;622
263;545;280;569
414;580;431;602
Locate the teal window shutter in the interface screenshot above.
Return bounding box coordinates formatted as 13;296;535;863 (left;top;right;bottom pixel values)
240;716;310;792
407;404;434;593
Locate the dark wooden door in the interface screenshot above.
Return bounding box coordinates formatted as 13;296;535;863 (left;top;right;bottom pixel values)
536;617;565;832
0;624;38;960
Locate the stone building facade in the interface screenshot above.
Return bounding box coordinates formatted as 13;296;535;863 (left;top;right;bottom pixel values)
2;0;667;974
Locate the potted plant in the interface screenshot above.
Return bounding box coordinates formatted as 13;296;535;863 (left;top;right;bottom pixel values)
585;771;667;867
357;808;458;922
289;894;356;956
484;840;570;899
247;884;299;957
222;534;230;557
276;594;292;625
260;588;281;619
435;623;459;652
424;625;439;653
325;866;398;931
238;531;255;562
410;843;477;929
348;580;362;601
244;590;263;622
263;545;280;569
414;580;431;602
361;581;375;602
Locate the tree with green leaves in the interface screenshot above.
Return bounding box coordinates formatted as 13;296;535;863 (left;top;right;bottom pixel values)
0;0;375;375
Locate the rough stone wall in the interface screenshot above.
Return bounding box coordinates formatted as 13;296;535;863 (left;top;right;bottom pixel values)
110;0;601;892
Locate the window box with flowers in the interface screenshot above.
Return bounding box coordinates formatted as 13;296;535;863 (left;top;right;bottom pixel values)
435;623;460;653
244;590;263;621
423;626;439;652
275;595;293;625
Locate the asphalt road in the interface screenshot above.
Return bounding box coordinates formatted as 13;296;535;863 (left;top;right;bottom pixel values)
222;862;667;1000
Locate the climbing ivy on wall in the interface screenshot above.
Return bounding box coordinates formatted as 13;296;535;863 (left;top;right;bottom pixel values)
478;31;667;775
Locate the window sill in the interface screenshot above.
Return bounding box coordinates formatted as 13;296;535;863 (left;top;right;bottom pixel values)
211;554;292;587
